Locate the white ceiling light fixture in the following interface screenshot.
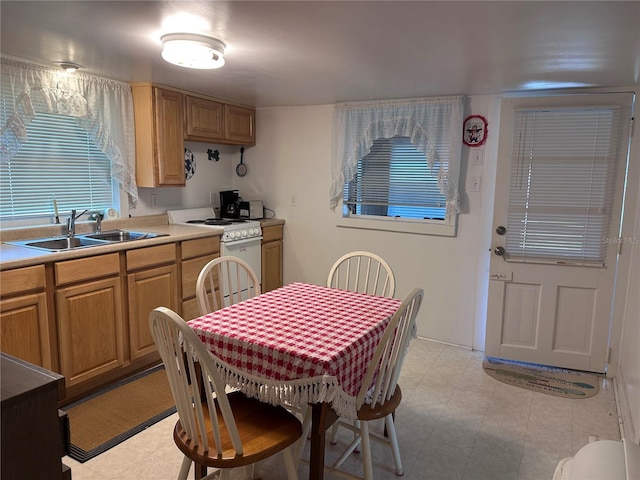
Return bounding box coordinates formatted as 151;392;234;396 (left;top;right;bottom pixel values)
56;62;83;73
161;33;225;69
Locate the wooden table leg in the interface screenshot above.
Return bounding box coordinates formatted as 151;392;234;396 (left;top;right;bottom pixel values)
308;403;338;480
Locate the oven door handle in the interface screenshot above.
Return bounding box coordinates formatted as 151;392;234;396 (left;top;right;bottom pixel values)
223;236;263;246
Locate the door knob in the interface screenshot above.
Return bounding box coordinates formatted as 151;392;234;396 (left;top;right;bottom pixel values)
496;226;506;235
494;246;506;256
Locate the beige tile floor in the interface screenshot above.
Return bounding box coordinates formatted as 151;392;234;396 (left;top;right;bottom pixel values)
63;339;621;480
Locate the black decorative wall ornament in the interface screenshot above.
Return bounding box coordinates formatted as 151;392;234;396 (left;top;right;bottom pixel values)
185;148;196;180
207;149;220;162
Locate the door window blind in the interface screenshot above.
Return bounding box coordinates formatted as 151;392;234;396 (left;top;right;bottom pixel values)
344;136;447;220
505;106;621;264
0;111;114;220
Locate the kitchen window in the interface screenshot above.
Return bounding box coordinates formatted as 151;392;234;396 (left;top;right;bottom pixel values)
0;111;115;221
345;136;447;220
331;96;464;236
0;57;137;225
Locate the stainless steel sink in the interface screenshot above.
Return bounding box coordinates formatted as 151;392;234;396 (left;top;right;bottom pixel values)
84;230;166;242
8;236;109;251
5;230;167;251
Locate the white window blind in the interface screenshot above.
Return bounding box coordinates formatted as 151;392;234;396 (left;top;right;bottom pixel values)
344;136;447;220
505;106;621;264
0;111;114;220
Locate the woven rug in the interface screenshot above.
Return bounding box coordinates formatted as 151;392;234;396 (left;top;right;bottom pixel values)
482;357;600;399
65;365;176;462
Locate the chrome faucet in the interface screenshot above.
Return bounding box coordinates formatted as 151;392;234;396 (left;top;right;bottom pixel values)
88;211;104;233
66;209;88;237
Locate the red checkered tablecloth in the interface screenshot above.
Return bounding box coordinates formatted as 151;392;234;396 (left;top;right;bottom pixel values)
188;282;402;420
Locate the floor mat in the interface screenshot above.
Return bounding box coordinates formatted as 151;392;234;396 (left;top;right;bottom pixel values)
482;357;600;399
64;365;176;462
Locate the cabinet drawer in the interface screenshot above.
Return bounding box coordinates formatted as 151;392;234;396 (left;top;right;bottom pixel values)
181;254;218;300
1;265;46;296
262;224;283;243
181;236;220;260
126;243;176;271
181;298;201;321
55;253;120;286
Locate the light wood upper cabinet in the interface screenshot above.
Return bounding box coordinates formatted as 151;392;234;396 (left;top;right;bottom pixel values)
224;104;256;145
0;265;53;370
185;96;224;141
184;95;255;146
132;84;185;187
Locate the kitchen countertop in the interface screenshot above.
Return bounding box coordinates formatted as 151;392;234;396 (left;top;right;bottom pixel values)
0;215;223;271
1;215;286;271
259;217;285;227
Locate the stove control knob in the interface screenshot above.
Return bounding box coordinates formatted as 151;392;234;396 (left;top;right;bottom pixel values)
241;230;248;238
228;232;236;240
251;228;258;236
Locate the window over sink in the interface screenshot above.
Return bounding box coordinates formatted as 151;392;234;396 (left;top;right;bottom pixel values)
0;111;116;222
0;57;137;226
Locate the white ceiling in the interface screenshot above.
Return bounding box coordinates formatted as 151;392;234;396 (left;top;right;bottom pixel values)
1;1;639;108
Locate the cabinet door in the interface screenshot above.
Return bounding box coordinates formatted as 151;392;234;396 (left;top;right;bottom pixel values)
262;239;283;293
1;293;52;369
181;254;218;301
224;104;255;145
128;265;178;360
154;87;185;185
57;277;124;387
186;96;224;140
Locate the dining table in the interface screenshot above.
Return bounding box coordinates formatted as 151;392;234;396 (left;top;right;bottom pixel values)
187;281;402;480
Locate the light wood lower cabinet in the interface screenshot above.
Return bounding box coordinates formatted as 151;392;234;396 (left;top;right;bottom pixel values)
126;244;178;360
180;236;220;319
261;224;283;292
55;254;124;388
0;265;53;369
0;232;231;399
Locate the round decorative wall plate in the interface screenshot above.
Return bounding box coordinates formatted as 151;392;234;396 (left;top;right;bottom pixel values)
463;115;488;147
185;148;196;180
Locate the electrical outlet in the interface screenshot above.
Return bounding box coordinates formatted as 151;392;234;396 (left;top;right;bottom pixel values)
151;194;159;208
209;192;216;205
290;195;297;207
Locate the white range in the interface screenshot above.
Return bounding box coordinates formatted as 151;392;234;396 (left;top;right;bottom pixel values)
167;207;262;283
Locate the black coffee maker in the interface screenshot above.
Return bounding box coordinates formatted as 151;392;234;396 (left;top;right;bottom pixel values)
220;190;240;218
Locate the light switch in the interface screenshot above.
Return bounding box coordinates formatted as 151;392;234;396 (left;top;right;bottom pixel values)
471;176;481;192
472;149;484;165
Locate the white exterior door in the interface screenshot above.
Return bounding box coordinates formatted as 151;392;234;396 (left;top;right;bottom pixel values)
485;93;633;373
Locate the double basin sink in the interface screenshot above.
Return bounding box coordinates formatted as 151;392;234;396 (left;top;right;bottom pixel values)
7;230;167;252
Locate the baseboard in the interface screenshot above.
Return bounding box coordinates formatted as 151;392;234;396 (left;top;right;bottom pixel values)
614;365;638;443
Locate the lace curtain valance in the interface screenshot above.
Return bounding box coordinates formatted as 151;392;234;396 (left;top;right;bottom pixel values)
0;57;138;205
330;95;464;218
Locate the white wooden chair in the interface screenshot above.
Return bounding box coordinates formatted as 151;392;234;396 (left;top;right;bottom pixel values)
325;288;423;480
196;256;261;314
149;306;302;480
327;251;396;298
324;251;396;451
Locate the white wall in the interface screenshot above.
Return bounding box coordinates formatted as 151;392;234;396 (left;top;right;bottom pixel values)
233;96;498;350
614;120;640;442
129;142;238;217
